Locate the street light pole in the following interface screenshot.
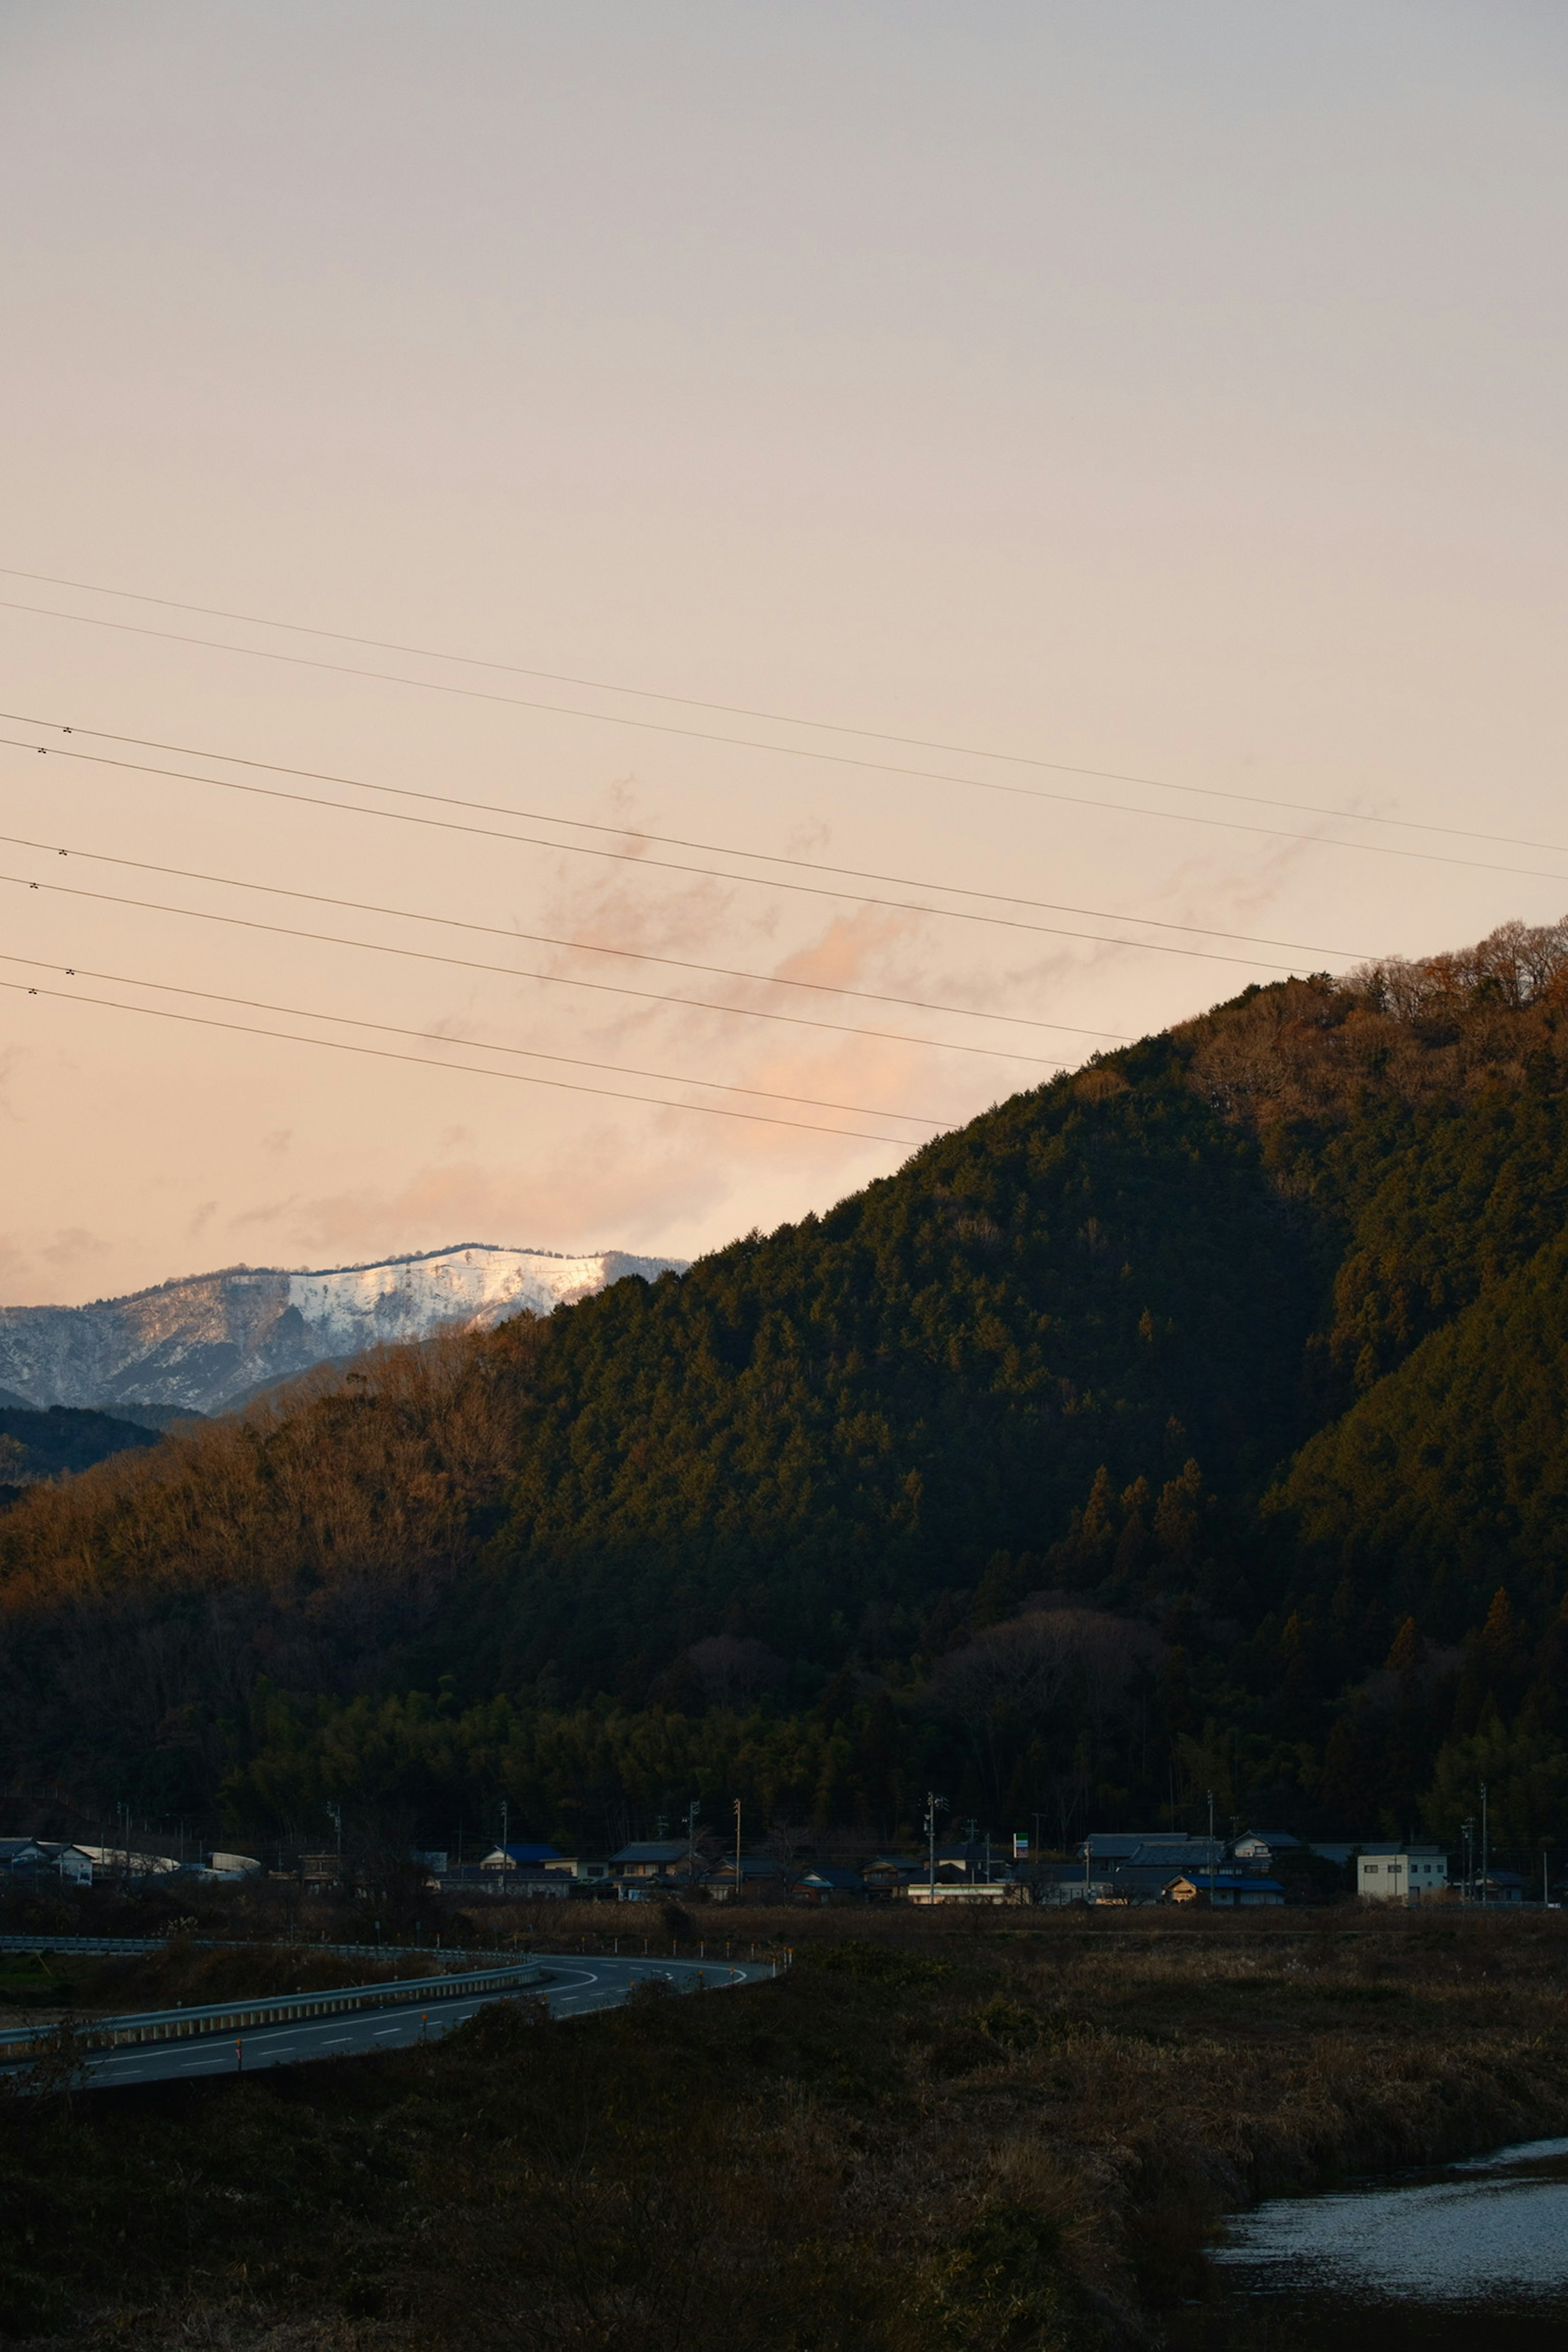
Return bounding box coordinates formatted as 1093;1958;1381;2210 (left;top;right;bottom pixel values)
925;1793;945;1903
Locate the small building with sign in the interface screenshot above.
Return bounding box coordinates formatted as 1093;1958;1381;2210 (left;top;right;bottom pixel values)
1357;1846;1448;1902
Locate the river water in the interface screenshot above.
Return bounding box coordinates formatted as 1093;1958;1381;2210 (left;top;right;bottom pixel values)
1194;2135;1568;2349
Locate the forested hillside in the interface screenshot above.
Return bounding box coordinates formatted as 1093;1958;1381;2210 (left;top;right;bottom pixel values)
3;917;1566;1862
0;1403;159;1498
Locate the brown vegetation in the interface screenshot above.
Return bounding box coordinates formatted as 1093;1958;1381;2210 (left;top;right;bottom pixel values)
0;1323;543;1797
3;1905;1567;2351
1179;915;1568;1130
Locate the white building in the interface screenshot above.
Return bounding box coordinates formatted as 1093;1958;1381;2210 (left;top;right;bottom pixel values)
1358;1845;1448;1902
75;1844;182;1878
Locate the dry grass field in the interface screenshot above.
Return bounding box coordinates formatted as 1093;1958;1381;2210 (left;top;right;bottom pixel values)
3;1900;1568;2350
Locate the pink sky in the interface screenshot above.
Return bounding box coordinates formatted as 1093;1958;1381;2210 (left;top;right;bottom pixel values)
2;1;1566;1303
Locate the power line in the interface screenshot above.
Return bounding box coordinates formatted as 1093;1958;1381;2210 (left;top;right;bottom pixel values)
0;835;1089;1067
7;595;1562;886
0;973;918;1148
0;733;1356;973
0;950;948;1128
2;710;1380;961
1;562;1558;860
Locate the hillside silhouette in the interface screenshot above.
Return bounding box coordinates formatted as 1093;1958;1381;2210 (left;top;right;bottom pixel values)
2;915;1566;1856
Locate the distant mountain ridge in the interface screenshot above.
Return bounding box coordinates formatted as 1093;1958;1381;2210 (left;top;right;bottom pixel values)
0;1242;686;1415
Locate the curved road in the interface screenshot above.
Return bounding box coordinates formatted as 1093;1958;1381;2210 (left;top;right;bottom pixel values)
48;1954;773;2091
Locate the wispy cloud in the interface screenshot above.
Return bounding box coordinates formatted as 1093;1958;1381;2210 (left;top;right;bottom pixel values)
0;1235;32;1297
236;1144;745;1267
38;1227;114;1273
0;1045;26;1123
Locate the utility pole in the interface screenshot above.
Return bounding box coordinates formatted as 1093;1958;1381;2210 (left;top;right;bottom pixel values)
925;1793;945;1902
686;1798;700;1884
500;1798;509;1858
733;1798;742;1904
1207;1788;1217;1899
1480;1782;1489;1910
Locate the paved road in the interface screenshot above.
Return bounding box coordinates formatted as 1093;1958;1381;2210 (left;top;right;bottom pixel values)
35;1954;773;2092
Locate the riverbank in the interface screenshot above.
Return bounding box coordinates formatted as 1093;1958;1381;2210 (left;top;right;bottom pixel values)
2;1905;1566;2348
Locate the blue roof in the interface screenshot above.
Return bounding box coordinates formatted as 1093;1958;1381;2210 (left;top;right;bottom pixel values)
499;1842;561;1864
1082;1833;1204;1858
1178;1872;1285;1891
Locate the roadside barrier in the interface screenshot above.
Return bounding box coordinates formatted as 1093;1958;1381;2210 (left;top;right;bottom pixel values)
0;1931;792;1969
0;1933;468;1962
0;1957;545;2066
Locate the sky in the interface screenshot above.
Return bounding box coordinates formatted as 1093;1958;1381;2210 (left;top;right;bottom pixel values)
2;0;1567;1305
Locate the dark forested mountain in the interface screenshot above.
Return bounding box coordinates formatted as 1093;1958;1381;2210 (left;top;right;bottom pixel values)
0;1404;160;1497
3;917;1567;1860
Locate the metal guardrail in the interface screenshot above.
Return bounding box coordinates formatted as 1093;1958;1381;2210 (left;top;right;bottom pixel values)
0;1958;546;2065
0;1932;784;1966
0;1934;157;1957
0;1932;494;1962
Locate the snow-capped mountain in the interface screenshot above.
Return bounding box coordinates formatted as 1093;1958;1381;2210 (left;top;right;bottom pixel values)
0;1243;685;1417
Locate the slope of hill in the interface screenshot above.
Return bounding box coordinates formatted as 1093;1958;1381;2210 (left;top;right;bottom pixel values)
2;916;1566;1851
448;1045;1325;1695
0;1404;161;1494
1266;1220;1568;1629
0;1242;685;1414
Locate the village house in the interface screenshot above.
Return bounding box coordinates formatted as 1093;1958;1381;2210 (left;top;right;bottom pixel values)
1462;1868;1526;1904
608;1839;706;1889
479;1842;563;1871
704;1855;785;1902
0;1838;94;1884
861;1856;920;1896
1099;1863;1193;1905
791;1865;866;1906
1229;1831;1302;1870
1079;1833;1212;1866
1167;1872;1285;1907
1357;1846;1449;1902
